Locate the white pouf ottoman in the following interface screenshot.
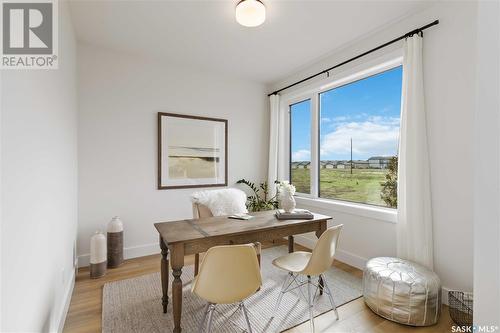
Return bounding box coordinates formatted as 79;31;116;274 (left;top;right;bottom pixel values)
363;257;441;326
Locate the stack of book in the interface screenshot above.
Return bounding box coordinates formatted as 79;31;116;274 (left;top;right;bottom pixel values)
275;209;314;220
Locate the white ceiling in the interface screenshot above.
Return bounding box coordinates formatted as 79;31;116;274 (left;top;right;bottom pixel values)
69;0;433;84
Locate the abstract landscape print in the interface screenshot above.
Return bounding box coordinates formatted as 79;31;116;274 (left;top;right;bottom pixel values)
158;113;227;189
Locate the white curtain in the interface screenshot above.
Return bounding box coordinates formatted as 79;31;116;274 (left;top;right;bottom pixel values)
268;94;286;198
397;35;434;269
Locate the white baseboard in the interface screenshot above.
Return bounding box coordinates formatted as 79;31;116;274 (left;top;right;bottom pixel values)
441;286;451;306
335;249;368;270
56;268;75;333
293;234;368;270
78;242;160;267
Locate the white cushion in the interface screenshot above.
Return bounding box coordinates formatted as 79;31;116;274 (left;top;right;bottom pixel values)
191;188;248;217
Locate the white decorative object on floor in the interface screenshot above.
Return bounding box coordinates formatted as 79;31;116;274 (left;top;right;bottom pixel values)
191;188;248;216
397;34;434;270
90;231;107;278
271;225;343;332
107;216;123;268
363;257;441;326
278;181;296;213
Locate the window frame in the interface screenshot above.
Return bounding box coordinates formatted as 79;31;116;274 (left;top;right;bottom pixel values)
288;95;316;198
282;53;403;213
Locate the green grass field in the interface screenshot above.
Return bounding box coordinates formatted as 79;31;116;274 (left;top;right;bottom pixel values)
291;168;389;207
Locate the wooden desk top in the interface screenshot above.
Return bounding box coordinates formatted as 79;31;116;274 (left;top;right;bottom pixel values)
154;210;332;245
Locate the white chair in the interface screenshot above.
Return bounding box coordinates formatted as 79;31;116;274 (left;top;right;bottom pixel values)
192;201;262;275
192;244;262;333
271;224;343;332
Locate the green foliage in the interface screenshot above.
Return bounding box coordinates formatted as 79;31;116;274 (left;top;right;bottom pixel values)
291;164;398;208
292;168;387;206
380;157;398;208
236;179;279;212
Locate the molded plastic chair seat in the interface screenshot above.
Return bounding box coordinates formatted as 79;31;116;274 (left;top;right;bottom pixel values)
271;225;343;332
272;251;311;272
192;244;261;333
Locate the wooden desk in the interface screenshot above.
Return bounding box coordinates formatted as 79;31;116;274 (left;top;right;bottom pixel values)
154;210;332;333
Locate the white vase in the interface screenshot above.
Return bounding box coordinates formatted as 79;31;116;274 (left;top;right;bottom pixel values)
90;231;107;278
107;216;123;233
280;191;296;213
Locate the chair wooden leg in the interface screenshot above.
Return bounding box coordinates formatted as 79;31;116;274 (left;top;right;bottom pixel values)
194;253;199;276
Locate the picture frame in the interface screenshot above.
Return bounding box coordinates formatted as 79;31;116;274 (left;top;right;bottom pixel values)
157;112;228;190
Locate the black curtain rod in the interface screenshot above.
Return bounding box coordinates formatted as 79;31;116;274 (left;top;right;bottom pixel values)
268;19;439;96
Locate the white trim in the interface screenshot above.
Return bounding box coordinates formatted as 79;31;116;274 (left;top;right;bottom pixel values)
78;242;160;268
310;93;320;197
335;249;368;270
283;51;403;212
296;196;397;223
292;234;368;270
279;49;403;102
56;268;75;333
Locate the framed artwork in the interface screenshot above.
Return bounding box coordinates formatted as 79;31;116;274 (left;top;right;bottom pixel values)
157;112;228;189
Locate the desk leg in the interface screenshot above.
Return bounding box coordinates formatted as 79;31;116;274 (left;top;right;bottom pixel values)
288;235;294;253
316;220;327;295
160;236;169;313
171;243;184;333
194;253;199;277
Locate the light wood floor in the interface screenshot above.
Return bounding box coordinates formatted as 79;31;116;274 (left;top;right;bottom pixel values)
63;241;454;333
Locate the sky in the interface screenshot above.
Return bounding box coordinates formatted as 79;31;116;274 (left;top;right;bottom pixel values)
291;66;403;162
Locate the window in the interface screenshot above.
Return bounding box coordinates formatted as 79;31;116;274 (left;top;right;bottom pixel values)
288;64;402;208
290;99;312;194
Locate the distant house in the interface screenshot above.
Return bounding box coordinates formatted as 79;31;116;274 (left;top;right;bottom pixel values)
321;160;336;169
368;156;393;169
353;160;369;169
336;163;346;169
294;161;310;169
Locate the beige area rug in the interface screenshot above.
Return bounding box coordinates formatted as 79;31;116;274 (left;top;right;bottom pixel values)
102;245;362;333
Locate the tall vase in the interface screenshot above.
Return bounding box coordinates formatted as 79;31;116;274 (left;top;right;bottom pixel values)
280;190;296;213
107;216;124;268
90;231;107;278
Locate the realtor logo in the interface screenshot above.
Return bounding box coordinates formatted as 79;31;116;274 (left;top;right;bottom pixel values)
1;0;58;69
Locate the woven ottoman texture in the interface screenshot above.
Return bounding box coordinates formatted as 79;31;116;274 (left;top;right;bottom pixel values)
363;257;441;326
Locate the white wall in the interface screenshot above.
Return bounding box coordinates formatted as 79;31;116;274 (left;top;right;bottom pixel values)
77;44;269;265
473;0;500;326
270;1;477;297
0;2;78;332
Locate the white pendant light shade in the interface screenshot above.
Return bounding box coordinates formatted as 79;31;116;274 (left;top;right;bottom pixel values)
236;0;266;27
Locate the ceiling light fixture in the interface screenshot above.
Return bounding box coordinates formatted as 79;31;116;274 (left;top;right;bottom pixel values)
235;0;266;27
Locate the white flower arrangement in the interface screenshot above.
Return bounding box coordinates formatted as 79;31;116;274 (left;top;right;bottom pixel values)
278;181;296;196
